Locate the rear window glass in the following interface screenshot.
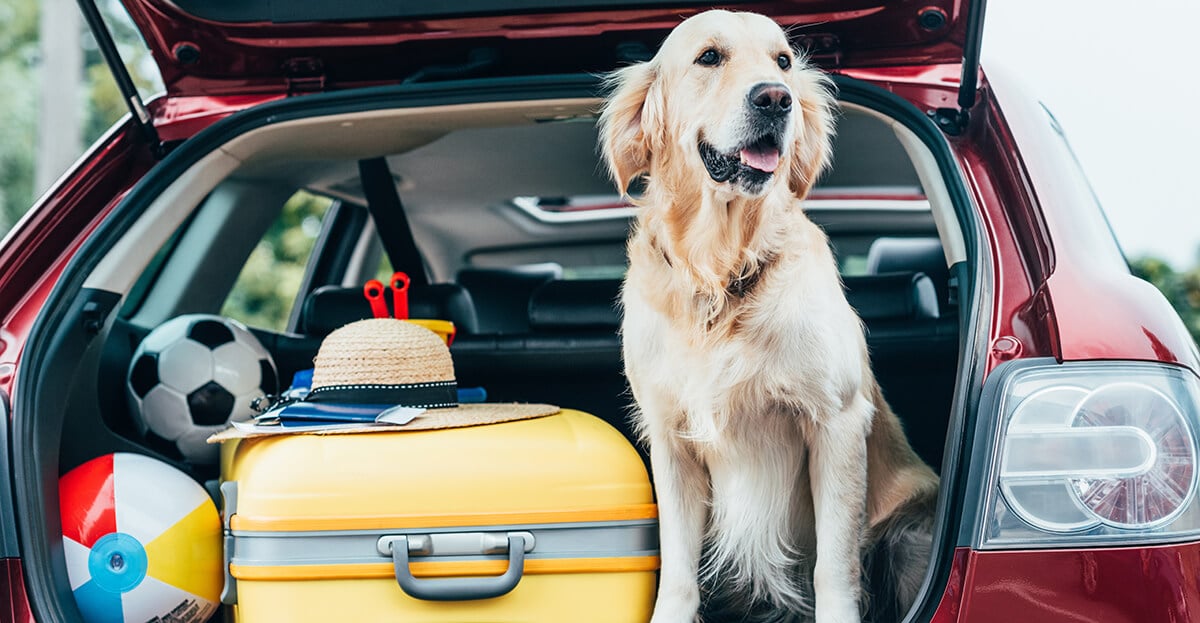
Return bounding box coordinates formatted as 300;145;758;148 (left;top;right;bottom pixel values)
221;191;333;330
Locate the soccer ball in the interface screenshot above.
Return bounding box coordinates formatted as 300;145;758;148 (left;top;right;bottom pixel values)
127;315;278;463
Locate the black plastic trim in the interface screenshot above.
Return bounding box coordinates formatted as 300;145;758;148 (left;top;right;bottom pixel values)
957;357;1058;547
14;289;126;622
0;390;20;557
15;72;986;623
833;75;987;623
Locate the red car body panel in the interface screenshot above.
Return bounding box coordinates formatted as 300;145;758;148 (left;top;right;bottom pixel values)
957;544;1200;622
119;0;973;96
0;558;33;623
0;125;154;399
2;4;1197;612
983;66;1200;372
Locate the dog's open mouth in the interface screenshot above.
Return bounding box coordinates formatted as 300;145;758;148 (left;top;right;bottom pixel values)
699;134;782;186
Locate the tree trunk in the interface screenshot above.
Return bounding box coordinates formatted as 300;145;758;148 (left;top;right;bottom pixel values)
35;0;83;196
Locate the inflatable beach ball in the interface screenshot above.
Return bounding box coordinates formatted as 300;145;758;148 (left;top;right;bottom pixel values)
60;453;221;623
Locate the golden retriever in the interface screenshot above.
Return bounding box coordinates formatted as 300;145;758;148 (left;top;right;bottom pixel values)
600;10;940;623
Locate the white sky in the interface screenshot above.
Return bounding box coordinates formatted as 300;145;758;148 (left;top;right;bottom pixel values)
985;0;1200;267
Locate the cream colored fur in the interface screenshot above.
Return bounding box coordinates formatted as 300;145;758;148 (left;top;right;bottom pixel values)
600;10;939;623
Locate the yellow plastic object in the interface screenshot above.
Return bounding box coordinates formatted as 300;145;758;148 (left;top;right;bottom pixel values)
221;409;657;622
405;318;455;345
234;573;655;623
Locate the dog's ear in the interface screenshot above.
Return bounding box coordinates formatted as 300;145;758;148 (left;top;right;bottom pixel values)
599;62;662;194
787;61;836;198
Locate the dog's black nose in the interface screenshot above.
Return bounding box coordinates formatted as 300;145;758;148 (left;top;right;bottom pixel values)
748;82;792;116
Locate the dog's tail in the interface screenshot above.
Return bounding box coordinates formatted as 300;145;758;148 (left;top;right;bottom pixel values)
861;487;937;623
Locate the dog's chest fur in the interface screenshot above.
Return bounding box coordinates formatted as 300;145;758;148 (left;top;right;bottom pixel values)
622;212;869;442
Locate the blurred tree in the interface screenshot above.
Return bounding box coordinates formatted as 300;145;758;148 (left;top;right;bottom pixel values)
0;0;38;232
0;0;159;237
36;0;82;195
1131;254;1200;343
221;192;334;331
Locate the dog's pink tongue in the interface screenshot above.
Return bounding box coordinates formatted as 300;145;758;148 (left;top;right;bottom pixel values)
740;148;780;173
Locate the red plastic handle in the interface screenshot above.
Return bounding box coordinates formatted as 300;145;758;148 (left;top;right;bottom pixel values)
363;279;389;319
390;272;410;319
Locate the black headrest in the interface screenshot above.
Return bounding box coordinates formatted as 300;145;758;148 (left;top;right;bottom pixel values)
527;279;621;331
866;237;950;310
843;272;939;321
525;274;934;330
457;264;564;334
300;283;478;337
866;237;945;274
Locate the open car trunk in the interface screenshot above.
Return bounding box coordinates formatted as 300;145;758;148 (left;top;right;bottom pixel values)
12;72;984;622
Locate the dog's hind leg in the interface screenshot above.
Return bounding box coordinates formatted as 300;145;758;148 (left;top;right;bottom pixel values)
808;393;873;623
861;489;936;623
648;433;710;623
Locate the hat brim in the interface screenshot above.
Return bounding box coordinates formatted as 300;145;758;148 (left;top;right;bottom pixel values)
208;402;559;442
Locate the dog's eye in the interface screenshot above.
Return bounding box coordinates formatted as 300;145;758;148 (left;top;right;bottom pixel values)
696;49;723;67
777;54;792;70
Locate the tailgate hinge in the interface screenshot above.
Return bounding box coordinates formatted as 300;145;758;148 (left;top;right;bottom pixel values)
75;0;164;157
284;58;327;95
932;0;988;136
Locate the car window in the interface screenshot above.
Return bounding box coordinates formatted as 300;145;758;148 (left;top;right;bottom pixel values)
1040;103;1128;264
221;191;333;331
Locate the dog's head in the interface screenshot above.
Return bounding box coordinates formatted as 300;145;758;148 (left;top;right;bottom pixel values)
600;10;835;199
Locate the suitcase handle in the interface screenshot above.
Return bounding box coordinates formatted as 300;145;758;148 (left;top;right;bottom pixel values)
383;534;528;601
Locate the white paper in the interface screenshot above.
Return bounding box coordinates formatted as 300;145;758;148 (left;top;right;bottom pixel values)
375;406;425;425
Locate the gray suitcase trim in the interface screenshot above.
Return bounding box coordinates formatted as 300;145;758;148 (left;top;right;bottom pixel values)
221;478;658;603
229;519;659;567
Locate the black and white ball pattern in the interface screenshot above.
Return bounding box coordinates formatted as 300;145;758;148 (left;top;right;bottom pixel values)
127;315;278;463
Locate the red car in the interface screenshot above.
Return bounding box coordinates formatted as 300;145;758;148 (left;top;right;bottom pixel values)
2;0;1198;621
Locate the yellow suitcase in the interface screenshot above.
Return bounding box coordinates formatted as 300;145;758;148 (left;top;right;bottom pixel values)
218;409;658;622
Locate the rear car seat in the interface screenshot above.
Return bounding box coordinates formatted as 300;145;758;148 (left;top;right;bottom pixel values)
864;237;959;472
451;273;955;471
451;278;631;456
867;236;953;314
456;264;562;334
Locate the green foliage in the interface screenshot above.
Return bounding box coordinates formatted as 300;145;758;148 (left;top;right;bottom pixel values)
1130;255;1200;343
0;0;38;232
0;0;160;236
220;192;333;331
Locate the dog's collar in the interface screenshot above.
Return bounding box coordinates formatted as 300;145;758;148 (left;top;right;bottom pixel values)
727;252;776;298
651;235;774;298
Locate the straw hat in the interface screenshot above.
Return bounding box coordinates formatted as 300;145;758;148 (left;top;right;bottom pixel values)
216;319;557;438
